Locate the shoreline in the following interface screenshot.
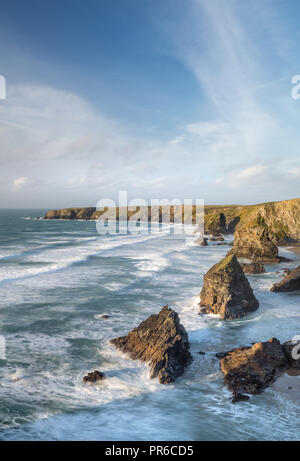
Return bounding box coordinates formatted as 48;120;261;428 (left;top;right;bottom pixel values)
288;244;300;258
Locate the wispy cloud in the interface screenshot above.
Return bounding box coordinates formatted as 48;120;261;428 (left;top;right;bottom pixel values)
13;176;30;190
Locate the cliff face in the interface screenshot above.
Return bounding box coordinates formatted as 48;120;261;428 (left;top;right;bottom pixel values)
45;207;97;220
235;199;300;244
44;198;300;244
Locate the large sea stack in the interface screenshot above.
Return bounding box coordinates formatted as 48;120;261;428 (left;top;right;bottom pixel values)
228;219;279;262
199;254;259;319
110;305;192;384
270;265;300;292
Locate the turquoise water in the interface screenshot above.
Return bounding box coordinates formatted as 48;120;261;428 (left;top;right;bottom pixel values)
0;209;299;441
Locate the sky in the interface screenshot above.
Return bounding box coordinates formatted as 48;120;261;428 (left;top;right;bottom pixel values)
0;0;300;208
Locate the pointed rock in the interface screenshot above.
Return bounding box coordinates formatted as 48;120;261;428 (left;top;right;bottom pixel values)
270;265;300;292
110;305;192;384
199;255;259;319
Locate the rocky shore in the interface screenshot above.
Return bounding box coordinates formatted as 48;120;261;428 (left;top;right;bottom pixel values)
62;198;299;401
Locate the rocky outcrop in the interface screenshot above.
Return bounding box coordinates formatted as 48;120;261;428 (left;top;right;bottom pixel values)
110;305;192;384
196;237;208;246
205;199;300;244
219;338;288;401
270;265;300;292
45;207;96;220
83;370;105;383
199;255;259;319
241;262;265;274
204;212;226;235
228;218;279;262
44;199;300;244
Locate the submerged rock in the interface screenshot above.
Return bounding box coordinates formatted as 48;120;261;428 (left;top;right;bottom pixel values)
83;370;105;383
199;255;259;319
270;265;300;292
219;338;288;397
196;237;208;246
110;305;192;384
231;393;250;403
241;262;265;274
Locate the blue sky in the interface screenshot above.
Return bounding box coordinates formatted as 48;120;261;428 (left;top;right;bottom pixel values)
0;0;300;207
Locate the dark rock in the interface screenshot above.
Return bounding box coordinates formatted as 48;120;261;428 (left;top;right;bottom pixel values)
232;393;249;403
278;256;293;263
216;352;227;359
198;351;206;355
270;265;300;292
101;314;110;319
219;338;288;397
199;255;259;319
211;231;223;237
196;237;208;246
227;216;240;234
83;370;105;383
241;262;265;274
204;212;226;235
110;305;192;384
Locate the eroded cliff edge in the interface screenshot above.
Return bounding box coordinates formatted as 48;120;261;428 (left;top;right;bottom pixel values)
44;198;300;243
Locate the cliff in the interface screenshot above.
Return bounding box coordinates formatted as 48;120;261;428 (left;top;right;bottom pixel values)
44;198;300;243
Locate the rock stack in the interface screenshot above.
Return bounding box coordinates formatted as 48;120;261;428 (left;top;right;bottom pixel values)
228;222;279;262
218;338;300;402
199;254;259;319
110;305;192;384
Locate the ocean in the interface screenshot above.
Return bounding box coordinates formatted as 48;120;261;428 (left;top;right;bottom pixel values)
0;209;299;441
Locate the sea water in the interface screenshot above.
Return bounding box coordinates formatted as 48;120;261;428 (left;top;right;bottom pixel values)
0;209;299;441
